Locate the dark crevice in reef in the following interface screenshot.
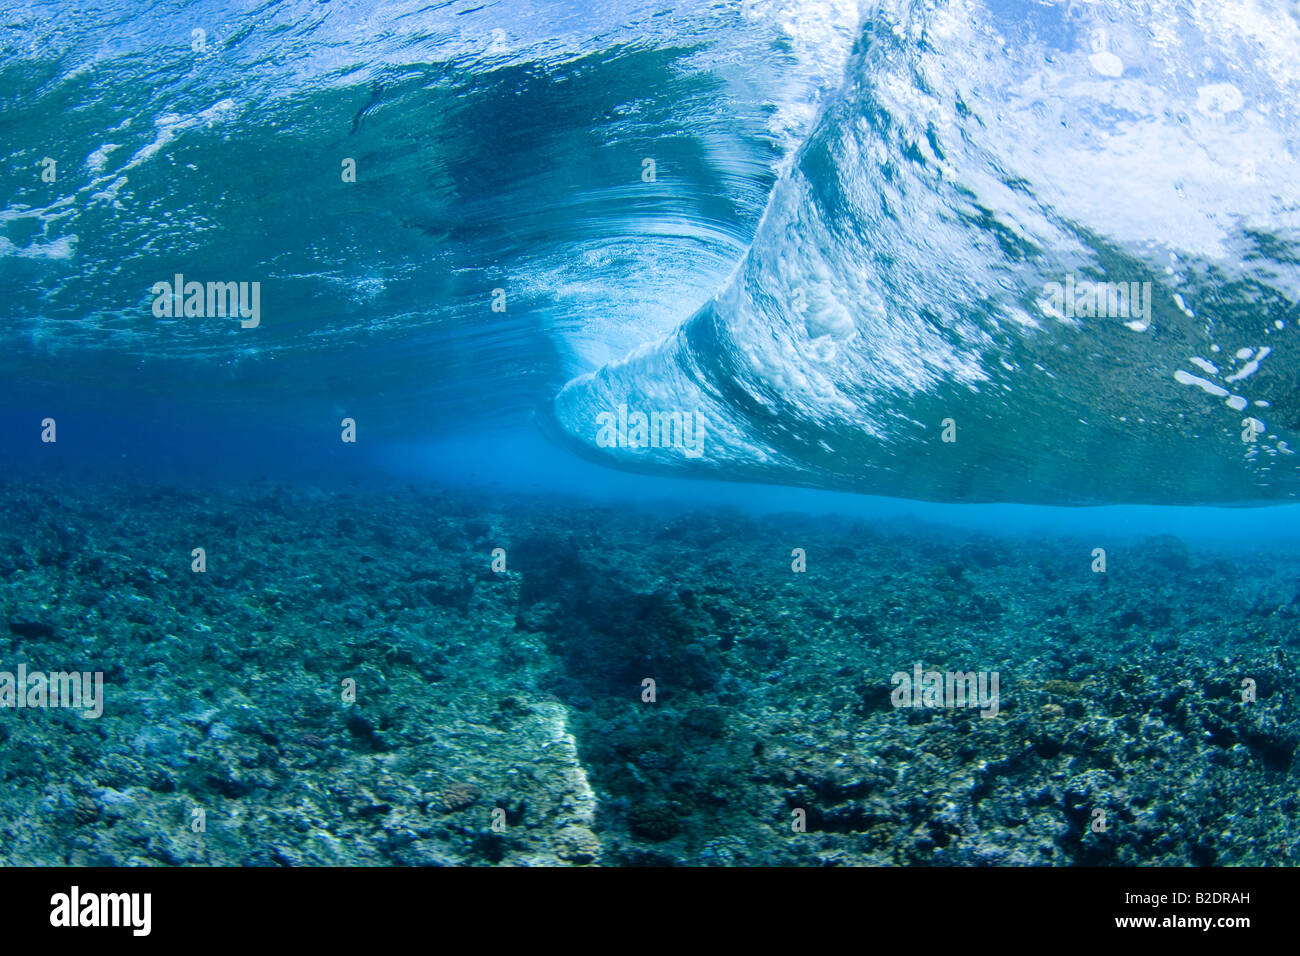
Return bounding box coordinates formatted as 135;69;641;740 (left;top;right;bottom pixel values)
0;479;1298;865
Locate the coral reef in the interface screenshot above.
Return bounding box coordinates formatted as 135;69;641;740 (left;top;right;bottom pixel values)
0;478;1296;865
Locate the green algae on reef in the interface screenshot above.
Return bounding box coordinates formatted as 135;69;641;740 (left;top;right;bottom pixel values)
0;479;1297;865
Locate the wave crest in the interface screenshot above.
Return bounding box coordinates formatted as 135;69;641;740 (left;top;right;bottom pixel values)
553;0;1300;504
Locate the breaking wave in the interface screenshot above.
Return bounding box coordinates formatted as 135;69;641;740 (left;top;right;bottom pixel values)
552;0;1300;504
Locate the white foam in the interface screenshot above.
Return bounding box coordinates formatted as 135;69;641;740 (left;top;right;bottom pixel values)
1226;346;1269;382
1174;369;1229;398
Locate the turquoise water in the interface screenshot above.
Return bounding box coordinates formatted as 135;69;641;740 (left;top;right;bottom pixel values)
6;0;1299;503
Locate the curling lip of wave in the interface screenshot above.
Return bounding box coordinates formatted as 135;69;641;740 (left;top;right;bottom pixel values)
1;0;863;433
550;0;1300;505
